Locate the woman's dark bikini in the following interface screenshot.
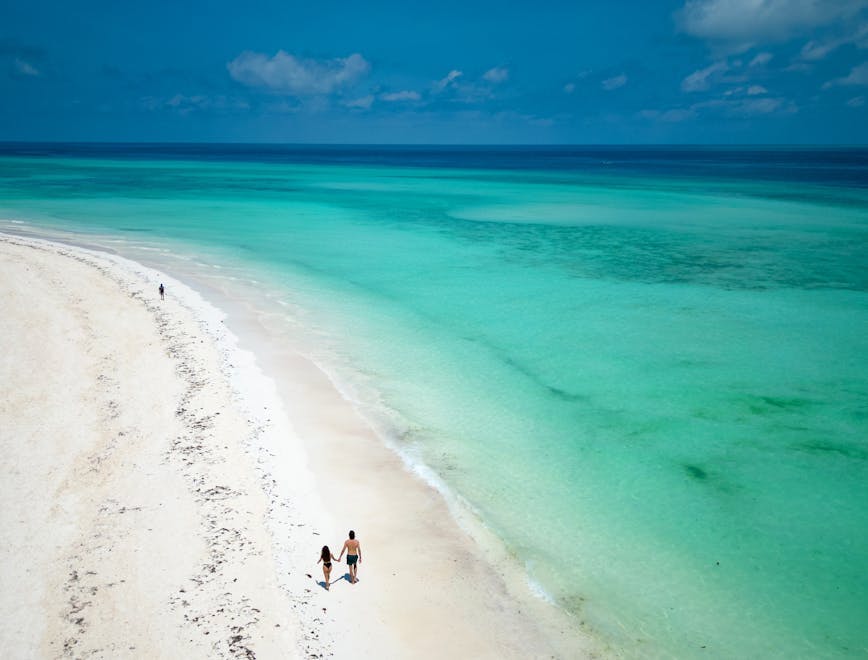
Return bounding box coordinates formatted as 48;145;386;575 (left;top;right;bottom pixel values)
319;545;335;589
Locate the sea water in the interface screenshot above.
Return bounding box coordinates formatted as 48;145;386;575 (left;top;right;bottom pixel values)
1;145;867;658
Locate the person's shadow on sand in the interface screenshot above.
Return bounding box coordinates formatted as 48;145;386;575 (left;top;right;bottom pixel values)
312;574;359;590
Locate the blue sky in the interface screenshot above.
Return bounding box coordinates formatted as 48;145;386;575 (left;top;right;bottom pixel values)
2;0;868;143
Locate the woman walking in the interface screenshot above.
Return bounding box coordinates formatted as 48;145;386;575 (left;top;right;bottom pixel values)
318;545;338;590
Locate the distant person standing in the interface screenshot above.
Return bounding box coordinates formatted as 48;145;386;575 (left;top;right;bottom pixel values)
159;283;165;300
338;530;361;584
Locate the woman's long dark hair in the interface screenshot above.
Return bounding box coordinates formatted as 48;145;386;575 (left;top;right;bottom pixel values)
321;545;331;562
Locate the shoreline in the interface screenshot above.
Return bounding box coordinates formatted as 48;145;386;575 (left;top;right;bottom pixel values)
0;229;602;658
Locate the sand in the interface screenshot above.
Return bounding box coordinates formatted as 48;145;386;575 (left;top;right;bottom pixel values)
0;232;602;659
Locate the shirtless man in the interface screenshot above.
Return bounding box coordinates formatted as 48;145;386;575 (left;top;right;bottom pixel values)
337;530;362;584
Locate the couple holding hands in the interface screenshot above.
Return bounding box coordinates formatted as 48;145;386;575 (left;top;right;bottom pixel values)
318;530;361;589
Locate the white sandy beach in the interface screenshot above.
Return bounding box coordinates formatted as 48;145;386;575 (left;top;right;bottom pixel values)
0;232;601;659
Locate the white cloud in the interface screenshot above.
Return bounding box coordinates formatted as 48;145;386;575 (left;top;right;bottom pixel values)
493;110;555;127
601;74;627;91
264;100;301;113
730;97;787;114
848;94;866;106
166;94;188;107
681;60;728;91
698;96;796;115
646;95;796;121
801;39;838;61
800;23;868;60
678;0;868;45
380;90;421;102
343;95;374;109
639;108;696;122
823;61;868;87
144;94;249;115
227;50;370;95
430;68;513;103
747;84;768;95
784;61;812;72
749;52;773;66
434;69;463;93
482;66;509;83
13;58;39;76
564;82;576;94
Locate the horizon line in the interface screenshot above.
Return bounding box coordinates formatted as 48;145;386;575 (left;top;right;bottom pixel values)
1;141;867;148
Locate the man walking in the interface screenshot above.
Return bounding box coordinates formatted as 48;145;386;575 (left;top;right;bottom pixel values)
337;530;361;584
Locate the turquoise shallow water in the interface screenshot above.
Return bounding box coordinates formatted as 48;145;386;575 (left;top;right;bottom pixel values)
2;146;867;657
